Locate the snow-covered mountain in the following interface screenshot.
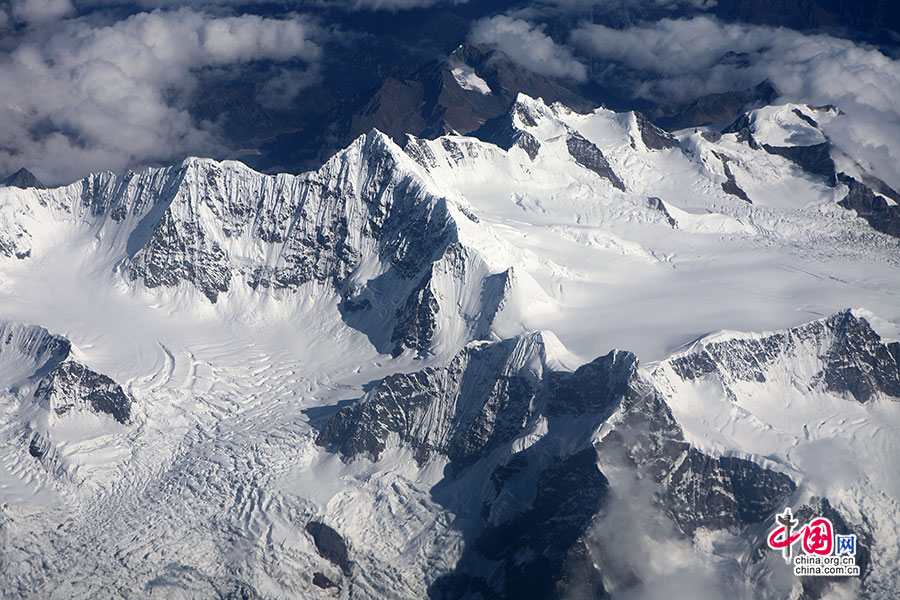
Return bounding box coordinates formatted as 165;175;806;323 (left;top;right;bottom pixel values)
0;93;898;599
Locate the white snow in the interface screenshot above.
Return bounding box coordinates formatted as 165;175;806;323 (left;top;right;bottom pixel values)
0;94;898;598
743;104;835;147
450;64;491;95
650;319;900;594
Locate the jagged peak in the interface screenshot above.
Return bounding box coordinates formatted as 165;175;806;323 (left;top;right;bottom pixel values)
670;308;874;354
723;102;839;148
0;320;72;388
0;320;133;424
510;93;560;130
317;128;429;190
459;330;578;385
848;307;900;341
659;308;900;403
3;167;45;189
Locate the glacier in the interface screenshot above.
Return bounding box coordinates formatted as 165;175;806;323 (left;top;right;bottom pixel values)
0;94;898;599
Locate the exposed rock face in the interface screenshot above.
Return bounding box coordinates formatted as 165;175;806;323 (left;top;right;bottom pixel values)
257;43;594;174
713;150;752;202
432;448;612;600
792;498;872;599
118;134;455;309
0;320;71;382
472;111;542;161
474;95;631;190
721;106;838;186
305;521;352;576
657;80;779;130
128;208;232;303
635;111;679;150
317;334;549;466
596;375;796;536
3;168;45;190
34;360;132;425
668;310;900;403
320;332;798;598
0;225;31;260
12;131;516;357
0;321;133;424
646;197;677;227
663;451;795;533
762;142;837;185
565;132;626;191
838;173;900;239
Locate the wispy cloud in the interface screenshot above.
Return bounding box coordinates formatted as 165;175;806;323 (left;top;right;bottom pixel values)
8;0;74;25
344;0;469;10
469;15;587;81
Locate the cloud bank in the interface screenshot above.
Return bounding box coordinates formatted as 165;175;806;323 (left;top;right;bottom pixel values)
345;0;469;10
0;9;322;184
8;0;74;25
469;15;587;81
571;16;900;188
0;0;471;14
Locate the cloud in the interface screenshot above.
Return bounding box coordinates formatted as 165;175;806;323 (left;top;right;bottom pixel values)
345;0;469;9
469;15;587;81
547;0;716;9
45;0;470;11
571;16;900;189
9;0;73;25
578;453;772;600
0;9;322;184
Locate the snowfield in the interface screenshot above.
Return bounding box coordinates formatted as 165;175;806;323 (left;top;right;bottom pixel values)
0;95;898;599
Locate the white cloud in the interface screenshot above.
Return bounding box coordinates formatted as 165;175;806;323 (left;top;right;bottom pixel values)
62;0;469;11
469;15;587;81
9;0;73;25
0;9;322;184
346;0;469;9
548;0;716;9
572;16;900;189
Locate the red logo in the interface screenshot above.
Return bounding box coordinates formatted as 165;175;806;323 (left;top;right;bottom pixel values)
766;509;837;564
802;518;834;556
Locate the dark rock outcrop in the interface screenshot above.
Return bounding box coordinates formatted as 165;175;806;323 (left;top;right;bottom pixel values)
472;111;542;160
713;151;752;202
34;360;133;425
3;168;45;189
647;197;677;227
28;431;50;459
320;333;798;599
838;173;900;239
317;335;548;466
635;111;678;150
566;132;626;191
312;572;338;590
0;321;133;424
658;80;779;130
762;142;837;186
305;521;352;576
668;310;900;404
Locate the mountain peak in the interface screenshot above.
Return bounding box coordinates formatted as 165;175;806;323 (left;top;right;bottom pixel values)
3;167;45;189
